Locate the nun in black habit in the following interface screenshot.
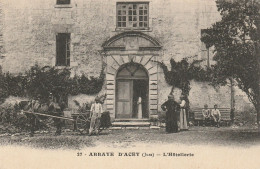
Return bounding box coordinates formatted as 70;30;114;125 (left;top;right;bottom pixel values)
161;95;180;133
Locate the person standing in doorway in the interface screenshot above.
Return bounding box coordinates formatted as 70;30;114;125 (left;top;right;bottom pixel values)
137;97;142;119
161;95;180;133
89;97;103;136
179;95;188;130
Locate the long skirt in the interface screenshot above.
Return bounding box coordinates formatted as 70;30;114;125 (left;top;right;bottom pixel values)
179;109;188;130
166;119;178;133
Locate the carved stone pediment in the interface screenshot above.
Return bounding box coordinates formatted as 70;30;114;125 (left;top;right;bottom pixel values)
102;32;162;51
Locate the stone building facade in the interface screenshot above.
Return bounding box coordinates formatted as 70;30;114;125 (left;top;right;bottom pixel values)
0;0;252;121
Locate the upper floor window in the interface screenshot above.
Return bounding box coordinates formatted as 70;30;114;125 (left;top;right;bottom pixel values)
56;33;70;66
117;2;149;30
57;0;70;5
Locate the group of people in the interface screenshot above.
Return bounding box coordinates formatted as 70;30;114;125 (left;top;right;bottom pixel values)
161;94;188;133
26;93;106;137
202;104;221;128
26;92;222;136
28;94;65;137
161;94;222;133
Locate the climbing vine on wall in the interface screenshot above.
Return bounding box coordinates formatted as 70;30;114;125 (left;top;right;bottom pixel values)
159;58;212;107
69;66;105;96
0;64;105;103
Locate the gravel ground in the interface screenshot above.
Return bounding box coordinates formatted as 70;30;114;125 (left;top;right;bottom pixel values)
0;126;259;149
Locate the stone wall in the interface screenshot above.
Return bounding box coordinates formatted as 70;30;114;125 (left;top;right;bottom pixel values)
0;0;253;111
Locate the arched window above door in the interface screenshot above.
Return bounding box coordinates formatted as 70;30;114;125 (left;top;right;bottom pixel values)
116;63;148;79
102;31;161;51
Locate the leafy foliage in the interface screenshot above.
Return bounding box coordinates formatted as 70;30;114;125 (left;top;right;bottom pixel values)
159;58;211;112
0;64;105;103
25;65;72;101
73;100;91;113
201;0;260;124
0;64;105;133
0;104;30;133
70;71;104;96
0;71;27;102
159;58;211;96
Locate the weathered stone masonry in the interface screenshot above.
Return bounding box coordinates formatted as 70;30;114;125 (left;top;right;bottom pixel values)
0;0;253;120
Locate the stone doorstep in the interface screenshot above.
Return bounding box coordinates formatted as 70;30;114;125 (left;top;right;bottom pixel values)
114;118;150;122
111;121;162;130
109;126;161;130
112;121;151;127
149;126;160;129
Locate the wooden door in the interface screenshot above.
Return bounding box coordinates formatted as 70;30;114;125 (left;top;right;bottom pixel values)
116;80;132;118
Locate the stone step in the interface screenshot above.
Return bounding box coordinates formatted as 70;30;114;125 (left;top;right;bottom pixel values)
112;121;151;127
110;126;160;130
114;118;149;122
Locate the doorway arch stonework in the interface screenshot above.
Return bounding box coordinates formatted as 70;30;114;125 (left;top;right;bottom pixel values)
102;32;161;121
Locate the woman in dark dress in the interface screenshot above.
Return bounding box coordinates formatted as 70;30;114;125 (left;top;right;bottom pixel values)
161;95;180;133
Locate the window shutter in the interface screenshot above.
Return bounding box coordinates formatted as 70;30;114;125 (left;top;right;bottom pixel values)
56;33;70;66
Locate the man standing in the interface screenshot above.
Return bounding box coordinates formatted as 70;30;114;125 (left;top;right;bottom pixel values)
161;95;180;133
89;97;103;136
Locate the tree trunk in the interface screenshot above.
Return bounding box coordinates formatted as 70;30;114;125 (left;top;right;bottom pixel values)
256;42;260;134
256;91;260;133
230;78;235;123
255;39;260;133
257;105;260;133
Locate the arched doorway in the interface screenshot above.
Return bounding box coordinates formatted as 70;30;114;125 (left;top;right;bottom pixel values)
103;31;161;121
116;62;149;119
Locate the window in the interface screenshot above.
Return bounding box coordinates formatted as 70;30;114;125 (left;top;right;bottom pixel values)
56;33;70;66
57;0;70;5
117;2;149;30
